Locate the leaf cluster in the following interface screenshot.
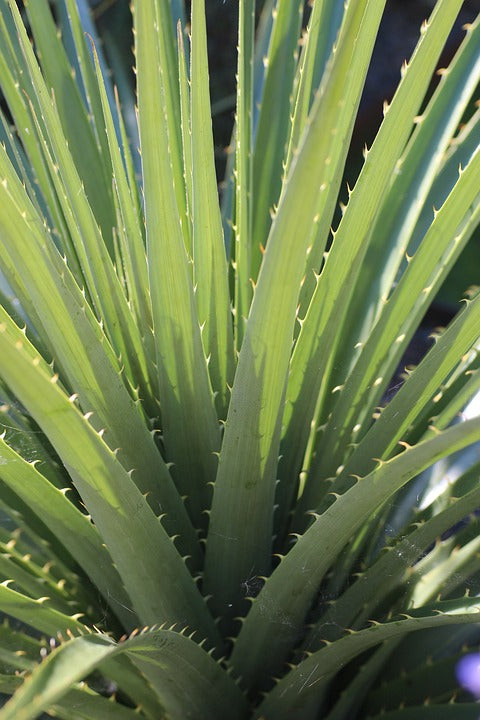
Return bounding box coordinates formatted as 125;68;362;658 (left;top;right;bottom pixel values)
0;0;478;718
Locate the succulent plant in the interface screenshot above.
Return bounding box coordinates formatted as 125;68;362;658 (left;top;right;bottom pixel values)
0;0;479;718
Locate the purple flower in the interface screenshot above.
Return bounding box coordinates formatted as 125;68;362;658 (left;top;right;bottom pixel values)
456;653;480;697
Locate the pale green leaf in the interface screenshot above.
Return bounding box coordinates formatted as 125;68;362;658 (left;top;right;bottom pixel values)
190;0;235;416
251;0;303;275
233;0;255;351
0;167;201;566
279;0;466;522
133;0;222;532
204;0;387;627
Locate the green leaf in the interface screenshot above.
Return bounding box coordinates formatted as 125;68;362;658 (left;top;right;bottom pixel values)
0;434;133;629
90;41;157;402
338;16;480;362
257;599;480;719
0;582;85;638
0;1;478;717
287;0;345;167
250;0;303;275
61;0;118;175
133;0;221;531
303;464;480;656
363;706;480;720
0;629;248;720
0;311;220;645
410;104;480;256
24;0;116;250
0;161;201;566
204;0;387;627
333;288;480;492
311;144;480;481
0;4;66;238
190;0;234;416
231;417;480;689
285;1;349;324
177;20;193;257
323;642;397;720
363;649;471;715
6;0;153;402
232;0;255;351
279;0;465;516
50;686;145;720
